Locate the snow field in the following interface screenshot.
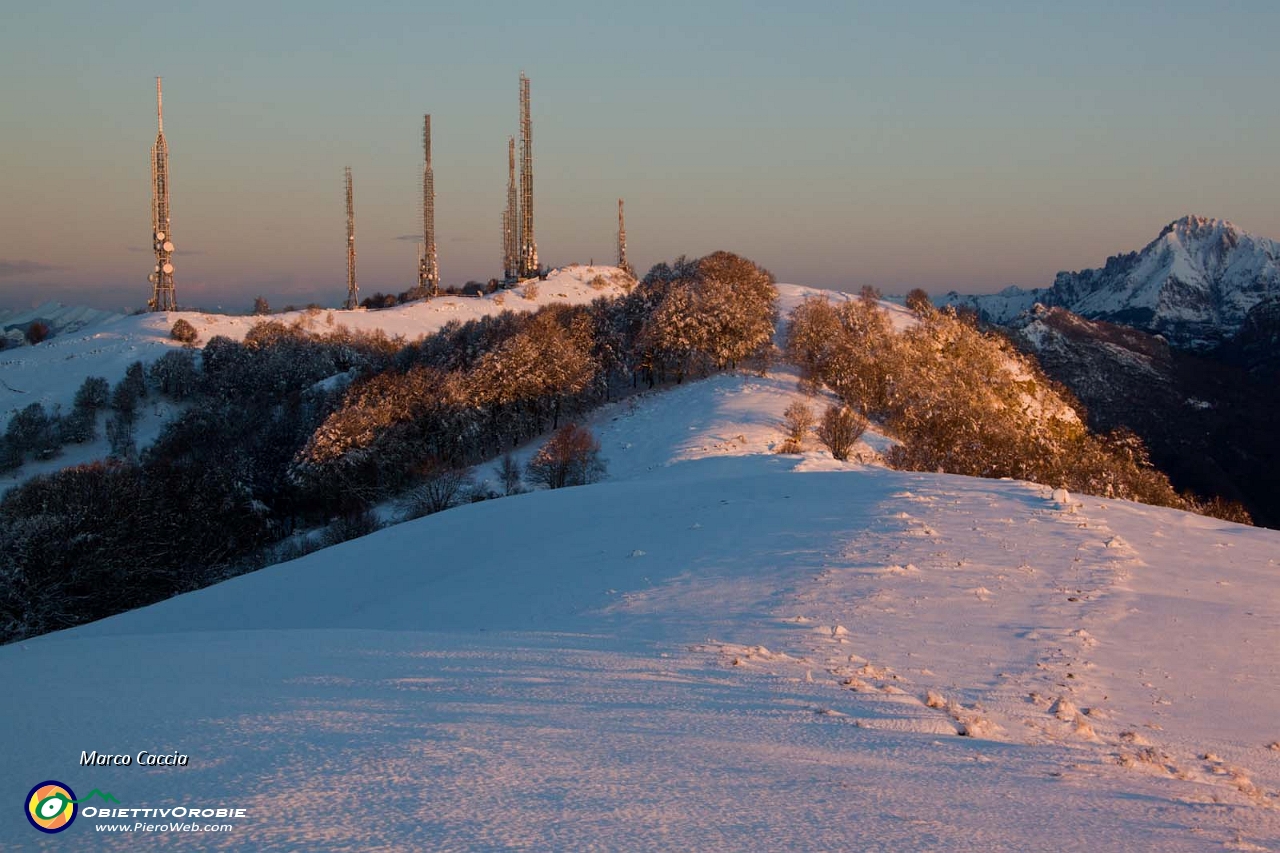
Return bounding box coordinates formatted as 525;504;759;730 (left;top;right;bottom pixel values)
2;361;1278;850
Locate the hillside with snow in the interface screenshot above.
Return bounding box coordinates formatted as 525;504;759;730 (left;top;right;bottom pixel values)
2;355;1278;850
0;265;630;419
945;216;1280;349
0;266;632;489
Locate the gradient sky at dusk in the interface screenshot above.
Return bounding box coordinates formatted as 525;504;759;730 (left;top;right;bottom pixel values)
2;1;1278;312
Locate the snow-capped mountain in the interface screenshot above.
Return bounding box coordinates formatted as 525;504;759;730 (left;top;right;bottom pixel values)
946;216;1280;349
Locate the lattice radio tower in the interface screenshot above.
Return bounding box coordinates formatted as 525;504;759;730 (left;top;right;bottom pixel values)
344;167;359;309
518;72;538;278
503;136;518;281
148;77;177;311
419;115;440;296
617;198;632;276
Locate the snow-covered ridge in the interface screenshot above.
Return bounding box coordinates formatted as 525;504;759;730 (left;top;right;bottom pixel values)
944;215;1280;348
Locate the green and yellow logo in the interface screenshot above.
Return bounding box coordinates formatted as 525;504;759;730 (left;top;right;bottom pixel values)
25;782;118;834
26;781;76;833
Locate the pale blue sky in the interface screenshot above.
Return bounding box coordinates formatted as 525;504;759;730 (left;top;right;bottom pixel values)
2;1;1278;311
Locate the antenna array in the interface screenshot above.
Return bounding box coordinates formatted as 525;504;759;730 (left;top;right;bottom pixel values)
419;115;439;296
345;166;358;309
518;73;538;278
503;136;518;280
148;77;177;311
617;198;631;276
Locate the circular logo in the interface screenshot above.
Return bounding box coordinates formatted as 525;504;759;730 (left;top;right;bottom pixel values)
26;781;77;834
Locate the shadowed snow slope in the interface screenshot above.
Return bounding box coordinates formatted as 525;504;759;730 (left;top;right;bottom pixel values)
2;375;1279;850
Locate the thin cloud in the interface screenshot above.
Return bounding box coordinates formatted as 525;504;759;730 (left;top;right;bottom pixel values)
0;260;62;277
393;234;421;242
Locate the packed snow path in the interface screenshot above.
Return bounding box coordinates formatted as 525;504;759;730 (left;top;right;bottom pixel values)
3;371;1278;850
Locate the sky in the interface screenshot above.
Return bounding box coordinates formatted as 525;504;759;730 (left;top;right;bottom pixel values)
1;1;1278;312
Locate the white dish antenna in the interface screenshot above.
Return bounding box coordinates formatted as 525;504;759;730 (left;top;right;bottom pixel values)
163;241;175;252
162;263;174;275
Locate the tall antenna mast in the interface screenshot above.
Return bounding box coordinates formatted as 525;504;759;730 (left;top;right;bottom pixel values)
504;136;518;281
419;114;439;297
518;72;538;278
344;166;358;309
148;76;177;311
617;198;632;275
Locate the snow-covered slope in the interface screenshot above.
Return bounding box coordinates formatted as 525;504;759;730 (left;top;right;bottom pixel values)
0;301;127;348
2;363;1278;851
946;216;1280;348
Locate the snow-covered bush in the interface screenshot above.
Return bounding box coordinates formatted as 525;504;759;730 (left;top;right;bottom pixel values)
170;318;199;343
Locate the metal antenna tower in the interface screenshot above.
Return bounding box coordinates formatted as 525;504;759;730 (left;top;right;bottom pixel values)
617;198;632;276
419;114;439;296
148;77;177;311
504;136;518;281
344;167;358;309
518;72;538;278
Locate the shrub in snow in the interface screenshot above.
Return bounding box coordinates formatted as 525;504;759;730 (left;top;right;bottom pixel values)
526;423;606;489
320;510;382;547
24;321;49;345
816;405;866;461
778;401;815;453
170;318;199;344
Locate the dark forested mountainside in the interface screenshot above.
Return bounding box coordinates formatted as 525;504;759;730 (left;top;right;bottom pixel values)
1008;306;1280;529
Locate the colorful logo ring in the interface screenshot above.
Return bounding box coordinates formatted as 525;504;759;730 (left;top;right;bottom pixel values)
26;780;77;834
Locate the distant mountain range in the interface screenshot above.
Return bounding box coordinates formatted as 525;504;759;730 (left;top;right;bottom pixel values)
945;216;1280;350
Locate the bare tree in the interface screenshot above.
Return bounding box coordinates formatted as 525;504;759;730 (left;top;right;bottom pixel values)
498;452;523;495
778;401;814;453
526;423;606;489
106;411;136;460
816;405;867;461
401;459;473;519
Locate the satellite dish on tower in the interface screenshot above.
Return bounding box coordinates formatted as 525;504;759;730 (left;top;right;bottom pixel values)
162;263;174;275
155;231;165;241
163;241;174;252
148;274;156;283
